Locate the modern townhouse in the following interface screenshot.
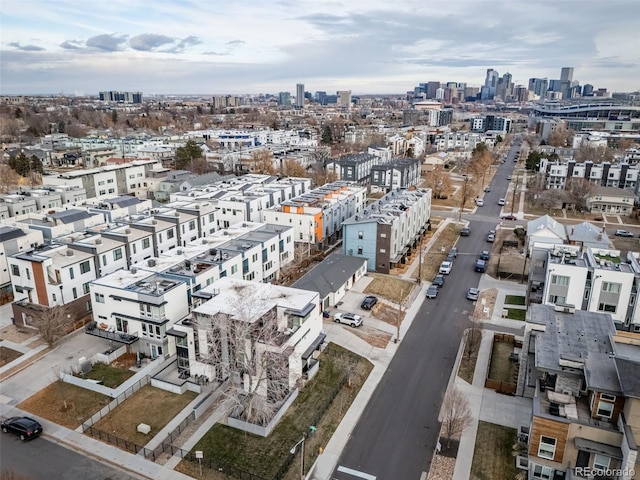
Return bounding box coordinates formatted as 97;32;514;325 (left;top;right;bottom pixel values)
432;131;483;152
42;159;159;199
20;189;63;211
60;232;128;278
370;157;421;192
99;224;155;266
89;269;190;359
0;194;38;217
519;304;640;480
536;247;637;329
9;244;97;325
0;204;9;222
0;225;44;303
125;216;179;256
539;158;640;192
41;184;87;205
85;195;152;223
261;181;367;248
342;187;432;273
13;208;104;241
170;277;324;400
153;206;200;247
327;153;385;186
164;200;219;238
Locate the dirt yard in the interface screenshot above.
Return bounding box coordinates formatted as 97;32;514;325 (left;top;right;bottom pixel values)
18;381;110;429
351;328;393;349
0;325;38;344
363;275;414;304
0;346;23;367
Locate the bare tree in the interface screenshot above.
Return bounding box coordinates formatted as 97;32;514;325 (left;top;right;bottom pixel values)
565;178;597;211
281;158;307;177
573;144;614;164
30;305;73;347
547;124;572;147
536;189;564;212
464;321;483;360
249;150;277;175
196;284;291;426
440;386;472;448
0;165;21;193
423;165;452;199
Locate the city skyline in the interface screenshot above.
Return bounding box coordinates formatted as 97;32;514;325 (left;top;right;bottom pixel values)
1;0;640;95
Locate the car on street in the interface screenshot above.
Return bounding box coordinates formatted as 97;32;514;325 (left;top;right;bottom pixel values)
361;295;378;310
466;288;479;301
501;215;518;221
449;247;458;258
498;198;506;206
1;417;42;441
480;250;490;260
446;252;456;263
460;226;470;236
506;175;512;181
334;312;363;327
476;198;484;206
486;233;495;242
439;261;453;274
432;274;446;287
426;285;439;299
474;259;487;273
484;186;491;193
615;229;634;237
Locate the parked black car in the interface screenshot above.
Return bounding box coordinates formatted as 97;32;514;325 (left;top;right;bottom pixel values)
361;295;378;310
460;227;470;236
1;417;42;441
432;274;446;287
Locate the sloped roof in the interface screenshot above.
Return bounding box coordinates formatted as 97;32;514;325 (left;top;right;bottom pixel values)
527;214;566;240
0;226;26;242
567;221;611;248
50;209;92;224
292;253;367;299
615;357;640;399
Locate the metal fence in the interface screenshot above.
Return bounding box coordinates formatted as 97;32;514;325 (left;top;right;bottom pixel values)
82;376;150;430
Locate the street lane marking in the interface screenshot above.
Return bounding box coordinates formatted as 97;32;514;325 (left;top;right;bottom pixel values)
337;465;377;480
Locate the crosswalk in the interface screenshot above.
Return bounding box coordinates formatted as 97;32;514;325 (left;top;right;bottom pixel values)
335;465;377;479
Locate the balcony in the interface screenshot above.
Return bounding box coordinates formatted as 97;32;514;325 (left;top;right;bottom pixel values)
85;322;139;344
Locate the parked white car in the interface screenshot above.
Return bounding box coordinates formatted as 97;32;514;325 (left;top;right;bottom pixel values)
334;312;363;327
476;198;484;206
439;261;453;274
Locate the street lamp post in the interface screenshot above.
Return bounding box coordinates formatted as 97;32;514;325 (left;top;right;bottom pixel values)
290;434;306;480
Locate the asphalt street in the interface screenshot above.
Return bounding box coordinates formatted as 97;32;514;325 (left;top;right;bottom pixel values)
332;137;524;480
0;434;143;480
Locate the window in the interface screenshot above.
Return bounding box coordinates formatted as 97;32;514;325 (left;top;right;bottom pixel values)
167;229;174;239
79;260;91;274
598;303;617;313
83;282;90;294
108;188;115;194
69;267;75;280
132;243;137;254
548;295;566;304
593;454;611;470
231;265;237;275
300;233;303;240
532;464;552;480
358;231;364;239
601;393;616;402
11;265;19;276
26;269;30;280
538;436;556;460
551;275;569;286
102;254;107;266
357;247;363;255
72;287;77;299
142;238;150;249
597;400;614;418
52;293;57;302
113;248;123;261
95;293;105;303
602;282;621;294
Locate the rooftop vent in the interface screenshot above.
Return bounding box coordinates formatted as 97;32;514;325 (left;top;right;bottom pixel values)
95;239;102;245
131;267;137;274
66;250;74;257
147;259;156;267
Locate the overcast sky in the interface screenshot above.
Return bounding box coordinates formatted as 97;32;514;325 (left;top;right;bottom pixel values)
2;0;639;96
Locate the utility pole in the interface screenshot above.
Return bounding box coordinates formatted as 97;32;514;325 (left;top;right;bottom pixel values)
510;171;519;216
458;175;469;222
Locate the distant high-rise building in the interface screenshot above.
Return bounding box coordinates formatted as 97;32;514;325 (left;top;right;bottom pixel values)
426;81;441;99
296;83;304;108
583;84;594;96
560;67;574;83
315;91;327;104
278;92;291;106
528;78;549;98
482;69;499;99
435;87;445;100
99;91;142;103
337;90;352;109
549;79;563;92
559;67;575;100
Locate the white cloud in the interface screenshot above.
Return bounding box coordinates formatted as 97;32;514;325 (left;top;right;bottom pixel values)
0;0;639;94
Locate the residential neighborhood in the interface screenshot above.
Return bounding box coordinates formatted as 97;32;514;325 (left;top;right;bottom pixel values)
2;15;640;479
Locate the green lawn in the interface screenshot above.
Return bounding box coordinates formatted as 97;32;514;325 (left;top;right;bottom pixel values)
471;422;518;480
504;295;525;306
505;308;526;321
82;361;135;389
179;343;372;480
